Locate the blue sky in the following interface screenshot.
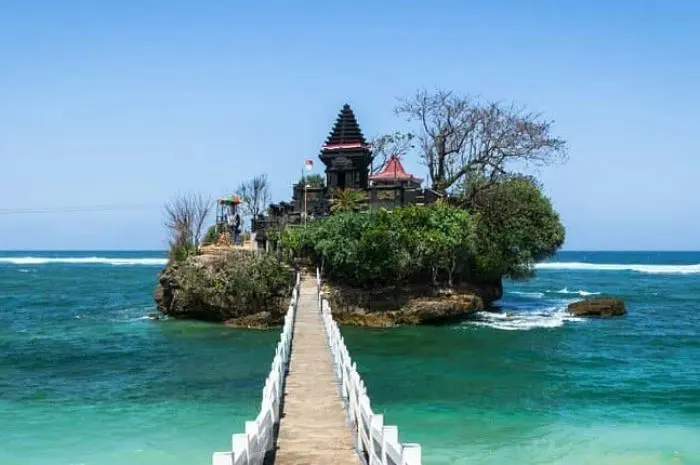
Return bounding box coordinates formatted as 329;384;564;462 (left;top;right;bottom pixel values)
1;0;698;250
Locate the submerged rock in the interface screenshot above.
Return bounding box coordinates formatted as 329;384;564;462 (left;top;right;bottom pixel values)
567;297;626;317
224;311;276;329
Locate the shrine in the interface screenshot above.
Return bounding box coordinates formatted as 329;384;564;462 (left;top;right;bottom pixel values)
253;104;440;249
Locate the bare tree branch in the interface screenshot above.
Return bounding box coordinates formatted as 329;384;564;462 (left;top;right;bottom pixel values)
395;89;568;197
237;174;271;224
368;132;415;173
165;192;212;258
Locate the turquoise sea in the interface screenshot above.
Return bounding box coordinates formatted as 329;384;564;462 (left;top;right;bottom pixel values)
1;251;699;464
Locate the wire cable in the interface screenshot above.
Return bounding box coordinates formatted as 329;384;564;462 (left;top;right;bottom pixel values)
0;204;161;215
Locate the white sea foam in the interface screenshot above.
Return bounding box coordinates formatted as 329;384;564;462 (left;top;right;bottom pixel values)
535;262;700;274
0;257;167;266
469;305;584;331
510;291;545;298
550;287;601;296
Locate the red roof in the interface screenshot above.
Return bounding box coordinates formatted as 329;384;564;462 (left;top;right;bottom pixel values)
369;155;422;183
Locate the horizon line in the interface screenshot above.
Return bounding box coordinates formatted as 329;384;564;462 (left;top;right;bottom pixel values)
0;249;699;253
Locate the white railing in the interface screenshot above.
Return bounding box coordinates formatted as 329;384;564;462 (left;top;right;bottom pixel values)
316;269;422;465
212;272;301;465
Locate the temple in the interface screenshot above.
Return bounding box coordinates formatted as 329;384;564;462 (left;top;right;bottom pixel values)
253;104;439;249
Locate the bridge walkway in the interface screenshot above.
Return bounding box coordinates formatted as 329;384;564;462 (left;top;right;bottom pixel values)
273;275;360;465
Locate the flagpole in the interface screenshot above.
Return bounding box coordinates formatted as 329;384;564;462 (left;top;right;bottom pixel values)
302;159;313;227
302;167;307;227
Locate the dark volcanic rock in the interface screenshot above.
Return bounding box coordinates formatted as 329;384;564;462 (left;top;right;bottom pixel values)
567;297;626;317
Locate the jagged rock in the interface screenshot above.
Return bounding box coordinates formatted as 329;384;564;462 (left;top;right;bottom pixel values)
224;312;281;329
325;280;502;327
567;297;626;317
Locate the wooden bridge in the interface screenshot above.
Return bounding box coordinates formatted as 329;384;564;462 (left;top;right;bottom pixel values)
212;272;422;465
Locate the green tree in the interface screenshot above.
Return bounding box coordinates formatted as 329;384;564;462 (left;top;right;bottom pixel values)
281;182;564;288
281;204;473;288
468;175;565;279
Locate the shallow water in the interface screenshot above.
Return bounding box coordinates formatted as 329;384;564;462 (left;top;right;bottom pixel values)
1;251;699;464
0;252;276;465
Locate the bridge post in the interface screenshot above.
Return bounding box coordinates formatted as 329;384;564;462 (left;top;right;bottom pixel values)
232;433;249;465
245;421;260;461
381;426;398;464
401;443;422;465
369;414;384;461
212;451;234;465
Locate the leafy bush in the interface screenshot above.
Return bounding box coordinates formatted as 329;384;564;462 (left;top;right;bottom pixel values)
168;243;195;262
281;203;473;287
201;224;219;246
280;178;564;286
467;176;565;279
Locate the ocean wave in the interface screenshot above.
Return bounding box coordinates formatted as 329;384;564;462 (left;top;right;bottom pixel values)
550;287;601;296
510;291;545;298
0;257;167;266
468;305;584;331
535;262;700;274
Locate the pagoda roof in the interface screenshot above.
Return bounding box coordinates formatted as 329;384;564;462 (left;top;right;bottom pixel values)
369;155;423;183
322;104;368;150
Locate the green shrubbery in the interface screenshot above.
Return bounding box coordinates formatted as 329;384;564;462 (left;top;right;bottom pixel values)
280;177;564;288
201;225;219;246
168;251;293;321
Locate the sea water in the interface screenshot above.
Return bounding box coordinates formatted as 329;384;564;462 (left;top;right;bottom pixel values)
343;251;700;464
0;251;278;465
1;251;699;464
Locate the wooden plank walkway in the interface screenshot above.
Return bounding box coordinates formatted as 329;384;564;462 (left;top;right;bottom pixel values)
274;275;360;465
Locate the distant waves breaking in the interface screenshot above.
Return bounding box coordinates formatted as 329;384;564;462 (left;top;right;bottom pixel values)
535;262;700;274
0;257;167;266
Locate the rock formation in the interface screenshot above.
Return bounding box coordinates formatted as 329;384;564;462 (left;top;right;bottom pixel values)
567;297;626;317
154;249;293;328
324;280;502;326
154;250;504;328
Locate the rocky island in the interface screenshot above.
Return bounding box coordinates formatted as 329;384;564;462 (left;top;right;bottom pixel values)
155;92;570;327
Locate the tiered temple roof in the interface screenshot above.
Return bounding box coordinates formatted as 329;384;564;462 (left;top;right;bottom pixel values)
322;104;367;149
253;103;439;248
369;155;423;184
